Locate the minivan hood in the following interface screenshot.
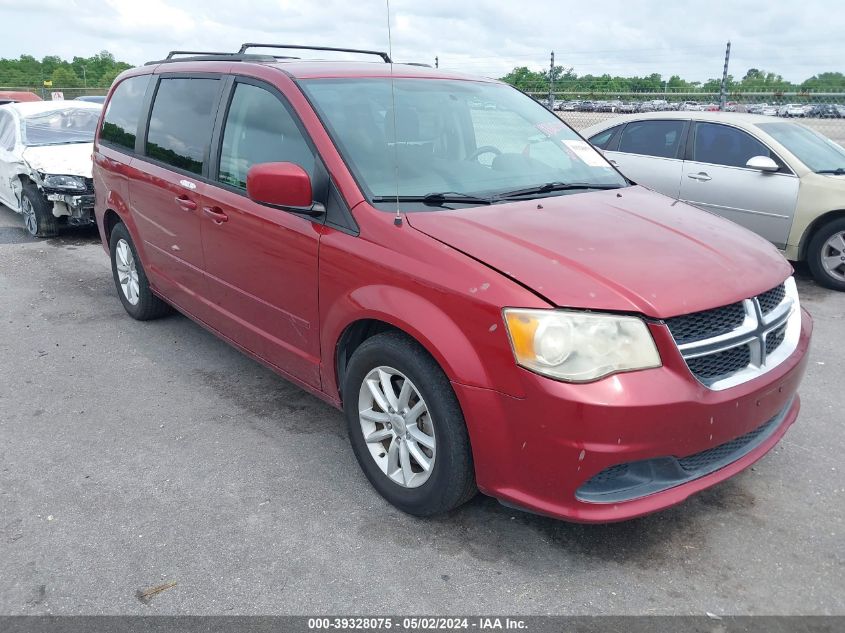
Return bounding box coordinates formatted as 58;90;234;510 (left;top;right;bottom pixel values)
407;186;791;319
22;143;93;178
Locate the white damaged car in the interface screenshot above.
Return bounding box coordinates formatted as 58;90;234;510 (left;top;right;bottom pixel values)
0;101;102;237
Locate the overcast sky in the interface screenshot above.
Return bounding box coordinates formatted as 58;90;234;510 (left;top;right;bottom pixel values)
0;0;842;82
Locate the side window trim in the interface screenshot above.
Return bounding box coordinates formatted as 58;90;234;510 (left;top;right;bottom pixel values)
139;72;227;181
605;124;624;152
687;121;793;174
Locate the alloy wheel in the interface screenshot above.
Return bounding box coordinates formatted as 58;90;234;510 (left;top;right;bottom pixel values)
358;366;436;488
821;230;845;283
115;238;140;305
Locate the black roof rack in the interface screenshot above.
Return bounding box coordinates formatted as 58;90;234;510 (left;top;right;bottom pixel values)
166;50;227;59
238;43;392;63
146;51;277;65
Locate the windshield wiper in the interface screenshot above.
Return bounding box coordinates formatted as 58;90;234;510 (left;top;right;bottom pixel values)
816;168;845;175
495;182;625;200
371;192;494;206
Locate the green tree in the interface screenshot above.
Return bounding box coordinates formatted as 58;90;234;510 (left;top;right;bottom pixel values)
51;67;81;88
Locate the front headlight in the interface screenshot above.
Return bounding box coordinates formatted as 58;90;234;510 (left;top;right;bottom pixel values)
42;174;86;191
503;308;661;382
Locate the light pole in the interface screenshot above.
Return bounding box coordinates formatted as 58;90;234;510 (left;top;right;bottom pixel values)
80;65;87;89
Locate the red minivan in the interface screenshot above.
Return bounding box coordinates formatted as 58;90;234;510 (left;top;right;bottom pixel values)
93;46;812;522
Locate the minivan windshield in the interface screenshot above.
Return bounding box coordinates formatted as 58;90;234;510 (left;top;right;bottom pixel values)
301;78;627;207
757;122;845;174
21;107;100;147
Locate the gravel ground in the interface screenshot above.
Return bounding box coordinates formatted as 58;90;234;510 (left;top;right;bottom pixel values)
0;203;843;615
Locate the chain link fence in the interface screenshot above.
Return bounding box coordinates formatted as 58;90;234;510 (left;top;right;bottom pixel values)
4;84;844;144
520;89;845;144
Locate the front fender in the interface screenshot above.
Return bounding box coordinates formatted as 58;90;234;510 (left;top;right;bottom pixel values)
321;284;526;401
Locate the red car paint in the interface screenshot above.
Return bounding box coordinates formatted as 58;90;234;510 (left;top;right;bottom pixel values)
93;59;812;522
0;90;42;104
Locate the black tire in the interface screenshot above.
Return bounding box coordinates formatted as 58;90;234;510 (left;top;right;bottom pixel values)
21;182;58;238
343;331;476;516
806;217;845;291
109;222;172;320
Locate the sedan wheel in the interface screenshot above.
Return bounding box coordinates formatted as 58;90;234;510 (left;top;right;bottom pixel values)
21;196;38;236
820;230;845;283
808;218;845;291
358;366;436;488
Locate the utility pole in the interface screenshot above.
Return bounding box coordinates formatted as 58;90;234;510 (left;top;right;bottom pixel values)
435;56;438;69
719;40;731;111
548;51;555;109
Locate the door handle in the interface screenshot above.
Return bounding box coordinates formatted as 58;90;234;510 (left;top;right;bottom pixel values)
203;206;229;225
687;172;712;182
608;159;618;166
174;195;197;211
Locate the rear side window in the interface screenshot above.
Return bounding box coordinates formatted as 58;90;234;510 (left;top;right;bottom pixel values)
693;122;772;168
145;78;221;175
589;125;621;150
100;75;151;151
218;82;315;189
618;120;685;158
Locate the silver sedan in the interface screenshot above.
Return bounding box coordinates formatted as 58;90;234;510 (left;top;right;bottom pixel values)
583;111;845;290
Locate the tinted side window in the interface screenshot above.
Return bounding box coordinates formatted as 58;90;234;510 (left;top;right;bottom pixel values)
589;125;621;150
0;111;15;150
100;75;151;151
693;122;772;168
146;78;221;175
218;82;315;189
618;120;685;158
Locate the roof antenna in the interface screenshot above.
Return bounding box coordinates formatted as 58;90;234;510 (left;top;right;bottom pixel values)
386;0;402;227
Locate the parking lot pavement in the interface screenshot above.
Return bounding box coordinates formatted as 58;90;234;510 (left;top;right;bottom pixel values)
0;202;843;616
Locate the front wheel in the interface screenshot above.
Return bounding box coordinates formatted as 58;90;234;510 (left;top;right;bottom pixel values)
343;332;476;516
807;218;845;291
21;182;58;238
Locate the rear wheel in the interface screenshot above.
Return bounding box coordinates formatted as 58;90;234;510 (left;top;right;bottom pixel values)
20;182;58;238
807;218;845;291
109;222;172;320
343;331;476;516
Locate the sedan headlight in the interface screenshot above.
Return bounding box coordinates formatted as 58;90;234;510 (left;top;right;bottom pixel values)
503;308;661;382
42;174;86;191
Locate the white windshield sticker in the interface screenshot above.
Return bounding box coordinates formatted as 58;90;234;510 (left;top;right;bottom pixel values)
563;139;607;167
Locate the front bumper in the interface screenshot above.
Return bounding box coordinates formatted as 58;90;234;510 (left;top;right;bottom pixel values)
46;192;95;225
454;308;812;523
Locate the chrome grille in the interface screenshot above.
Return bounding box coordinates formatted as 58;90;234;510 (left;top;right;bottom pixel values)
665;302;745;345
758;284;786;315
666;278;800;390
686;345;751;381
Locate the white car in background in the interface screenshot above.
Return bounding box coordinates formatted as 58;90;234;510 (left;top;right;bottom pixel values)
779;103;806;118
583;111;845;290
0;101;101;237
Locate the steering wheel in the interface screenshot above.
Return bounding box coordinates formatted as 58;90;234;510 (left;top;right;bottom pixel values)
467;145;502;162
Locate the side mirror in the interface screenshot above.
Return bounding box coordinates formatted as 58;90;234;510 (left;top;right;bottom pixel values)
246;162;324;216
746;156;779;172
